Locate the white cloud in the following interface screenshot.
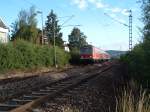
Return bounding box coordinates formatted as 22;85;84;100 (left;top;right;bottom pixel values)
96;2;105;8
73;0;88;10
106;7;129;16
88;0;107;9
72;0;130;16
121;9;130;16
72;0;107;10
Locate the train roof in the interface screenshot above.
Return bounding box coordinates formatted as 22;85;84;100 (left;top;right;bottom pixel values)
81;45;110;55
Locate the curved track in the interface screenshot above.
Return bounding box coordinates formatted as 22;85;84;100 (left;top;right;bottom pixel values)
0;63;112;112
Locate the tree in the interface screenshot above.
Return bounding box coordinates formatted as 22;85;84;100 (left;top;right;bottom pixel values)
142;0;150;42
68;27;88;51
45;10;64;47
11;6;38;43
141;0;150;76
120;0;150;87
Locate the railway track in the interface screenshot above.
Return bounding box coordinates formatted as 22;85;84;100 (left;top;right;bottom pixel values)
0;65;95;102
0;64;112;112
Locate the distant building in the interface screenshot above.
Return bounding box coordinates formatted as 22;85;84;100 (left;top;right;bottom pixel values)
64;45;70;52
0;18;9;43
63;41;70;52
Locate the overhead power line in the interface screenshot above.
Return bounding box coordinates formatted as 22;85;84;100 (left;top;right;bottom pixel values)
61;15;75;26
104;10;133;51
104;13;129;27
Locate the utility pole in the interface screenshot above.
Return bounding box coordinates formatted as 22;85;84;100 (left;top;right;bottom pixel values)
52;15;78;68
36;11;44;44
53;16;57;68
41;12;44;44
129;10;132;51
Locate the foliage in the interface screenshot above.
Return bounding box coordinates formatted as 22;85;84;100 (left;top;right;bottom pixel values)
0;40;70;72
11;6;39;43
56;46;70;66
68;28;88;64
45;10;64;47
68;27;88;51
120;0;150;88
69;47;81;64
120;44;150;87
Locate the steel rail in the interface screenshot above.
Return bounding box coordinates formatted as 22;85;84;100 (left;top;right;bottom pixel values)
8;65;112;112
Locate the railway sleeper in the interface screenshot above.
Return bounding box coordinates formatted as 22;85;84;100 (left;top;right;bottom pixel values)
61;93;72;96
39;89;54;92
45;87;58;90
77;87;87;90
22;95;41;100
55;84;71;86
44;88;58;92
31;92;49;96
54;97;68;101
50;85;66;88
67;90;79;93
0;104;20;111
10;99;32;105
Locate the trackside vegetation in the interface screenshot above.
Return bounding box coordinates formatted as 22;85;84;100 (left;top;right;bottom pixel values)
120;45;150;88
0;40;70;72
120;0;150;88
68;28;88;64
118;1;150;111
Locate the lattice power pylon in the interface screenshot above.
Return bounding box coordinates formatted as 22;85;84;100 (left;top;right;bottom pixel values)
129;10;132;51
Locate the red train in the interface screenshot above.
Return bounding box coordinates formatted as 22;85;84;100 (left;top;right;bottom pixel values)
80;45;110;63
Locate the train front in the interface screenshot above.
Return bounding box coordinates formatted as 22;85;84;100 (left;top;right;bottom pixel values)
80;45;94;63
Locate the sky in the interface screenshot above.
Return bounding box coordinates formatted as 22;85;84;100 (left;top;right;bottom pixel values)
0;0;142;51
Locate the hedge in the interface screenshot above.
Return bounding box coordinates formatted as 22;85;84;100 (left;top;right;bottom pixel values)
0;40;70;72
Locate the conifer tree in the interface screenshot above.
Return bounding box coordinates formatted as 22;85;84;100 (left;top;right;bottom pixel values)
45;10;64;47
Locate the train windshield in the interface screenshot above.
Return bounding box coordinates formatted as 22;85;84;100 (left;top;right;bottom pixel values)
80;47;92;54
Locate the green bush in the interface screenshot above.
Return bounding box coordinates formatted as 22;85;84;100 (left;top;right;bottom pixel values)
120;43;150;88
69;48;81;65
0;40;70;72
56;47;70;66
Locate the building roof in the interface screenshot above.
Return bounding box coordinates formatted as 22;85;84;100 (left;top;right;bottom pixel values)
0;18;7;29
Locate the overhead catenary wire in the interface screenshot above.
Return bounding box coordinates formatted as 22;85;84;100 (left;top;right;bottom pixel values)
104;13;129;27
104;11;133;51
61;15;75;26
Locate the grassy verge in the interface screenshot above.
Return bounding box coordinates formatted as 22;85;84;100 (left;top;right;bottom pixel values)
116;79;150;112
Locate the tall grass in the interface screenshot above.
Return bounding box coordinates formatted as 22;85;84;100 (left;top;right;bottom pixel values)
116;80;150;112
0;40;70;72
